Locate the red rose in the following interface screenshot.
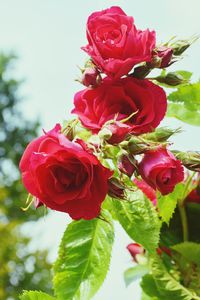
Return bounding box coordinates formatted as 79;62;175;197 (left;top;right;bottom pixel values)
127;243;145;263
19;124;112;220
139;147;184;195
72;77;167;137
82;6;156;78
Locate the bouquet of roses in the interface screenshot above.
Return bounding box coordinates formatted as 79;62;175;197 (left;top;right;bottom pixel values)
19;6;200;300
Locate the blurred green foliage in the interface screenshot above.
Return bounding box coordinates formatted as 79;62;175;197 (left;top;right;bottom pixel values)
0;53;52;299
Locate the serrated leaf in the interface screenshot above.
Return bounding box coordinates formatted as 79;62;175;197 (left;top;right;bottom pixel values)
124;264;149;287
20;291;55;300
172;242;200;266
158;183;184;224
53;212;114;300
112;191;161;253
150;256;200;300
141;274;162;299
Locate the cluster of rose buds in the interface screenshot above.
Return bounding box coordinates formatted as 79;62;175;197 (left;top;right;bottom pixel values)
19;6;193;220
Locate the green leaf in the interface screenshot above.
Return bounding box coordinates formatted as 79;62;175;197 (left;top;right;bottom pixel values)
141;290;157;300
53;212;114;300
172;242;200;266
175;71;193;81
112;191;161;253
167;82;200;126
150;256;200;300
158;184;184;224
20;291;55;300
141;274;161;299
167;103;200;126
124;264;149;287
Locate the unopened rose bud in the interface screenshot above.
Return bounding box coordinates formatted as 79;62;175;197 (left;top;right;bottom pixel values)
131;65;152;79
173;151;200;172
151;46;173;68
128;136;149;155
108;178;125;199
81;67;101;87
127;243;145;263
101;121;131;145
117;153;136;177
170;36;198;56
62;119;78;141
155;72;187;86
142;127;181;143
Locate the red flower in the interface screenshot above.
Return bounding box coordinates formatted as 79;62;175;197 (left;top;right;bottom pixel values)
133;178;157;206
19;124;112;220
105;121;132;144
127;243;145;263
139;147;184;195
72;77;167;138
82;6;156;78
118;154;136;177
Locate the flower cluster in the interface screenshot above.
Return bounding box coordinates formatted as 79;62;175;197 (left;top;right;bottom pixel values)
20;6;185;220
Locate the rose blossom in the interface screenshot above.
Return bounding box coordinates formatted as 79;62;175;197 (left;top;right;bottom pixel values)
19;124;112;220
72;77;167;139
82;6;156;78
138;147;184;195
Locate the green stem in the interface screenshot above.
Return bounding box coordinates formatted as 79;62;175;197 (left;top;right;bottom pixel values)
178;201;189;242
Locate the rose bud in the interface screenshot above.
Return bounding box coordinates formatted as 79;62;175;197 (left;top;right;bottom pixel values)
82;67;101;87
170;36;198;56
155;72;187;86
138;147;184;195
82;6;156;79
105;121;132;145
127;243;145;263
173;151;200;172
19;124;113;220
108;177;125;199
142;127;181;143
117;153;136;177
151;46;173;68
133;178;157;206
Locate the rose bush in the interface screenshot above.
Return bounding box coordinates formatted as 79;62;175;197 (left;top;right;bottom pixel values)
72;77;167;137
82;6;155;78
19;124;112;220
19;5;200;300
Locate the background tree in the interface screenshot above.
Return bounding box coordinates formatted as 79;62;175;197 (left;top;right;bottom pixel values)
0;53;52;299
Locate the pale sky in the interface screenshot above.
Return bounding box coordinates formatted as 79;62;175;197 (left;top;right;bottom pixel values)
1;1;200;299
